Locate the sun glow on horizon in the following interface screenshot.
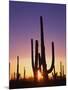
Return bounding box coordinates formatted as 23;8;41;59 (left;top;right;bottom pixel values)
37;70;43;81
9;55;66;80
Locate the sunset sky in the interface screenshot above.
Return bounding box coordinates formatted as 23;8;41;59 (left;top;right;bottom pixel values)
9;1;66;79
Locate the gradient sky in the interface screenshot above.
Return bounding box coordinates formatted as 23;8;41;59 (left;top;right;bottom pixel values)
9;1;66;79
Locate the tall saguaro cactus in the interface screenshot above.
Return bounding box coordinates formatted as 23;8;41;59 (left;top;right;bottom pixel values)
31;16;55;80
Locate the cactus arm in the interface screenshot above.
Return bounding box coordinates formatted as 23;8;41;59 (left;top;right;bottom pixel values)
38;53;41;71
47;41;54;74
31;39;35;72
35;40;38;69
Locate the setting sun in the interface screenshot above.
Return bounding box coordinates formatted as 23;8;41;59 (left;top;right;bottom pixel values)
37;70;43;81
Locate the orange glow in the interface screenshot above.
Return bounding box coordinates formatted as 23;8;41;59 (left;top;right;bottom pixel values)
10;58;34;80
37;70;43;81
9;53;66;80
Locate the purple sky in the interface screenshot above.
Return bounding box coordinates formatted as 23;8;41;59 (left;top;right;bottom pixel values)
9;1;66;77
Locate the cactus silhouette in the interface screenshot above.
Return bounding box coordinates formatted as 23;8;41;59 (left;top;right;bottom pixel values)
14;72;15;80
60;62;62;77
31;39;39;80
52;65;57;80
62;65;64;77
16;56;20;80
31;16;55;80
24;67;26;79
60;62;64;77
9;62;10;80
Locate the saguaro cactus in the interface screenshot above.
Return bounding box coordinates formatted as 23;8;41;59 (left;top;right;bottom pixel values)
9;62;10;80
31;16;55;80
62;65;64;77
24;67;26;79
60;62;62;77
60;62;64;77
31;39;39;80
14;72;15;80
16;56;20;80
